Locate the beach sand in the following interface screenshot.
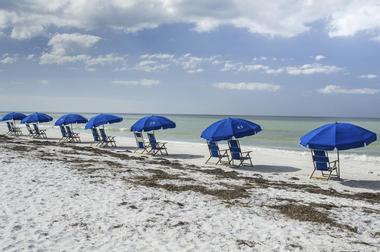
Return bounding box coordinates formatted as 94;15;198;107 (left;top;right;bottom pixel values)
0;125;379;251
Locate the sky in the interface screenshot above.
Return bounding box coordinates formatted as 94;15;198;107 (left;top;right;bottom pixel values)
0;0;380;117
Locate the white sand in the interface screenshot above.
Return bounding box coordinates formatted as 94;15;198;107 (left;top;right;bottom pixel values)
0;124;379;251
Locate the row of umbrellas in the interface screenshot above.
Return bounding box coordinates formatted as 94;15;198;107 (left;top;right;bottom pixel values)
1;112;377;151
0;112;176;132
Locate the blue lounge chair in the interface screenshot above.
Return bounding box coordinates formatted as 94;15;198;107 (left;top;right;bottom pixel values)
33;124;47;138
205;140;230;165
133;132;149;153
59;125;69;143
99;128;116;147
91;128;102;146
66;126;80;143
25;124;36;137
228;139;253;167
147;132;168;155
10;122;22;136
6;122;13;135
310;150;339;180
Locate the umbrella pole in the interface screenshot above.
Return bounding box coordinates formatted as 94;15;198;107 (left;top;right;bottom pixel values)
337;150;340;178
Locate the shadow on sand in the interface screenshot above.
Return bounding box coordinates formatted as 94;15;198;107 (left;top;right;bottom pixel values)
237;165;301;173
166;154;204;160
340;179;380;191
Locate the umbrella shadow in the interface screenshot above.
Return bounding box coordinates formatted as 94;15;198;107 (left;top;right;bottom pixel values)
339;179;380;191
166;153;204;160
236;164;301;173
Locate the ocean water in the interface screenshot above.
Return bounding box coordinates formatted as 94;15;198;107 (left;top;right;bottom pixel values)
45;113;380;157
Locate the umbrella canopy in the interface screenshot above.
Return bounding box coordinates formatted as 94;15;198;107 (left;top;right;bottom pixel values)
201;117;262;141
1;112;27;121
21;112;53;124
131;115;176;132
300;122;377;151
85;113;123;129
55;113;88;126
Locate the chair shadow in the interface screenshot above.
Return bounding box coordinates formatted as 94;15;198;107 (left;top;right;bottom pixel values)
46;137;62;141
340;179;380;191
74;141;96;145
237;165;301;173
166;153;205;160
110;146;135;151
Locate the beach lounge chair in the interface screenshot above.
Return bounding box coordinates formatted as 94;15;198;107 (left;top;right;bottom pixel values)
147;132;168;155
10;122;22;136
33;124;47;138
58;125;69;143
205;140;230;165
309;150;339;180
99;128;116;147
133;132;149;153
91;128;102;146
6;122;13;135
5;122;20;136
66;126;81;143
26;124;37;137
228;139;253;167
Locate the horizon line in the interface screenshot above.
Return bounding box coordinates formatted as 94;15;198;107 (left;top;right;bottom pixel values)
1;111;380;120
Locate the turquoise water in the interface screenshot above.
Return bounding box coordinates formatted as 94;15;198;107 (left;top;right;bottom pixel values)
45;113;380;157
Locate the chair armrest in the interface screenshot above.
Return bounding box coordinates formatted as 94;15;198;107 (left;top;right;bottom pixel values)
329;160;339;165
241;151;252;154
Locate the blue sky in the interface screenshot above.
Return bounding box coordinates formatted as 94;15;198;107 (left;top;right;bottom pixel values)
1;0;380;117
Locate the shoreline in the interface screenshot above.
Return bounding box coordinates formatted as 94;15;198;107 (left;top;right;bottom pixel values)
2;124;380;160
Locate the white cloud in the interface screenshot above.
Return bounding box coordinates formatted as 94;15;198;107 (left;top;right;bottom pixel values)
40;33;101;65
318;85;379;95
113;79;160;87
286;63;343;75
177;54;204;73
1;1;380;40
140;54;175;61
0;55;17;64
40;33;127;67
134;53;212;73
359;74;377;79
237;64;284;75
134;60;170;72
85;54;126;66
11;25;44;40
214;82;280;92
328;0;380;38
314;55;326;61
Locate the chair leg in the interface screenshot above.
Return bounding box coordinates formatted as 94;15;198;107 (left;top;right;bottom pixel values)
205;156;212;164
326;170;333;180
309;168;316;179
248;155;253;167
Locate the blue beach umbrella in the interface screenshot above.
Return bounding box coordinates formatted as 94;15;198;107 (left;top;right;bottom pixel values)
300;122;377;151
131;115;176;132
21;112;53;124
1;112;27;121
85;113;123;129
201;117;262;141
55;113;88;126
